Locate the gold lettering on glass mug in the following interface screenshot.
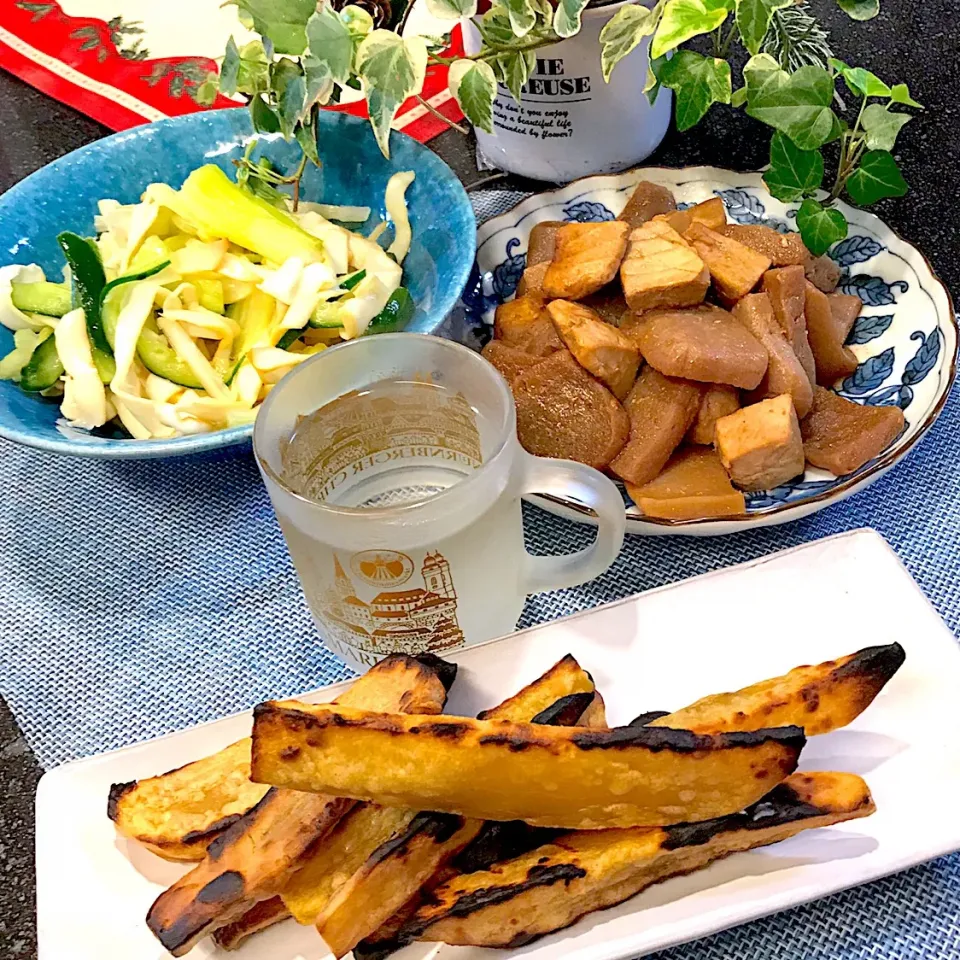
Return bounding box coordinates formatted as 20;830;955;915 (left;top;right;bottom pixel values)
254;334;625;672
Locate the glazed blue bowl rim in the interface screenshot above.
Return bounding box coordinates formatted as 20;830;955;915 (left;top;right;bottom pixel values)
0;108;475;460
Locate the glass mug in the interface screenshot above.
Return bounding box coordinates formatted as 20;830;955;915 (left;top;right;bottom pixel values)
254;334;626;670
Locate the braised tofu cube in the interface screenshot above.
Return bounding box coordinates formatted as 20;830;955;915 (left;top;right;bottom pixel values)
494;296;544;345
546;300;640;400
622;305;768;390
714;395;805;491
620;221;710;312
516;316;565;357
733;293;813;418
481;340;547;385
687;385;741;445
685;222;772;303
517;262;549;298
721;225;808;267
618;180;677;229
763;266;816;386
527;220;565;267
656;197;727;235
801;386;905;475
609;366;703;486
805;253;842;293
512;350;629;468
542;221;630;300
804;282;859;385
626;447;746;521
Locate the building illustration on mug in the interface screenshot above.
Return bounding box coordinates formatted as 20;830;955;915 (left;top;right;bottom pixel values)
321;549;465;654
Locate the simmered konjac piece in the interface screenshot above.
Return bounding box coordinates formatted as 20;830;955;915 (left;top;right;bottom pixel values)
512;350;629;469
656;197;727;235
543;221;630;300
622;306;768;390
733;294;813;418
580;284;630;326
527;220;565;266
806;253;842;293
804;282;860;385
687;385;741;445
684;222;772;302
620;221;710;312
517;262;549;298
721;224;808;267
516;316;565;357
802;387;905;475
609;367;703;486
481;341;546;385
763;266;816;386
546;300;640;400
494;296;543;345
626;447;746;521
714;394;805;491
618;180;677;229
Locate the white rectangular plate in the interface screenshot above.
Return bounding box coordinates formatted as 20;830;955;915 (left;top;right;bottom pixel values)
37;528;960;960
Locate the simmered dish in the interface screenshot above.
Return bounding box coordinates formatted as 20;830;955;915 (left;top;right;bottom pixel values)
483;181;906;521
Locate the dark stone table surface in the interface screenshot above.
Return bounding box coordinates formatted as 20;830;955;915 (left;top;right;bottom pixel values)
0;3;956;956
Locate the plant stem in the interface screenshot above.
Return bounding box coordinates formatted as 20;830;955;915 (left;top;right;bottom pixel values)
289;150;309;211
415;94;469;134
827;95;869;202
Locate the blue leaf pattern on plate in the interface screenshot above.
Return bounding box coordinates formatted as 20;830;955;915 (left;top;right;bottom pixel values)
848;314;893;345
839;274;909;306
676;201;694;211
563;201;615;222
491;237;526;300
714;189;765;224
830;236;883;267
864;384;913;409
841;347;896;394
902;329;942;386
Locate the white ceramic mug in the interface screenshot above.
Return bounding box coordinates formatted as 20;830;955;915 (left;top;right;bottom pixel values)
254;334;626;670
463;0;672;182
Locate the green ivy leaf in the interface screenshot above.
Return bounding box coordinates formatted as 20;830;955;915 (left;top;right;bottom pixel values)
305;7;354;86
295;118;320;165
829;58;890;98
302;56;335;110
501;0;536;37
796;198;848;256
554;0;590;39
736;0;792;57
746;64;841;150
763;130;824;201
271;58;306;138
861;103;911;152
340;5;375;38
600;4;657;83
890;82;923;109
357;31;427;156
230;0;315;55
478;5;516;46
657;50;731;131
425;0;477;20
448;59;497;133
495;49;536;103
846;150;908;205
742;52;779;95
250;94;281;134
219;36;241;96
836;0;879;21
651;0;728;60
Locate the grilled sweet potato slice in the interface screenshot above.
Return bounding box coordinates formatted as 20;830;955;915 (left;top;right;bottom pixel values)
620;220;710;312
721;224;808;266
546;300;640;399
481;340;547;384
251;702;805;829
687;385;740;445
804;282;859;385
734;293;813;418
494;295;544;345
513;350;629;468
527;220;565;266
107;738;269;862
543;221;630;300
685;222;772;303
410;772;874;948
145;653;455;957
650;642;905;735
656;197;727;235
618;180;677;228
763;266;817;386
211;896;290;951
801;386;905;475
623;305;769;389
609;367;703;486
626;447;746;521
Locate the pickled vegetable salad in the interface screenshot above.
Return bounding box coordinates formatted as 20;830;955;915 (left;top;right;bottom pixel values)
0;165;416;440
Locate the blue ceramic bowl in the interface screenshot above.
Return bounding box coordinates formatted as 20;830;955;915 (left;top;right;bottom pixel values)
0;109;475;458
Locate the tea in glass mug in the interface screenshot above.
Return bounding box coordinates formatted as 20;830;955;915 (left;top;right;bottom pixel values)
254;334;625;670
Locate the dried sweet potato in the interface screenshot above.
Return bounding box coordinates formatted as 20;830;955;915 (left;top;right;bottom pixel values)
687;385;740;445
804;282;859;385
685;222;772;303
626;447;746;521
656;197;727;235
609;367;703;486
801;386;905;475
763;266;816;386
734;293;813;418
618;180;677;228
481;340;546;384
409;772;873;948
623;305;768;390
251;702;805;830
721;224;808;266
512;350;629;468
543;221;630;300
494;296;544;345
620;220;710;312
650;642;905;736
546;300;640;399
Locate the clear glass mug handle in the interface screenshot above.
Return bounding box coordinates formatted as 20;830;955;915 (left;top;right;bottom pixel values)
518;451;626;594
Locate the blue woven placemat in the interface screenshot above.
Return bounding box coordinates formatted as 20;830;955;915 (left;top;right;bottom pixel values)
2;190;958;958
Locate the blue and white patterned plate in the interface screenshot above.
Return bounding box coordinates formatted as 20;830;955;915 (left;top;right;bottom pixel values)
463;167;957;536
